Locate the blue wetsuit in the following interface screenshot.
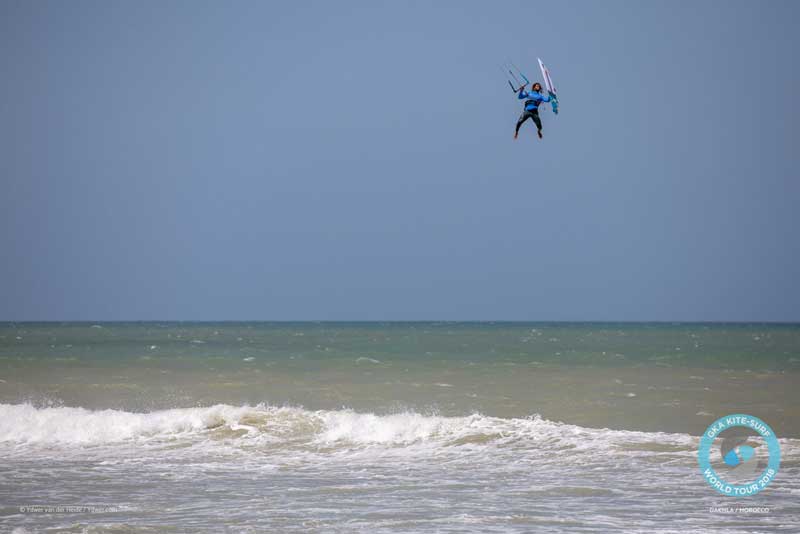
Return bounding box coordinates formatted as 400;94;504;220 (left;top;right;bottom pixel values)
518;89;551;111
515;89;551;134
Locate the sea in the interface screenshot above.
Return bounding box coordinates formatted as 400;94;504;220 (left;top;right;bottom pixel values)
1;322;798;533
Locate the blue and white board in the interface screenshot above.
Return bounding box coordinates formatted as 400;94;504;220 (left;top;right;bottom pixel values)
538;58;559;114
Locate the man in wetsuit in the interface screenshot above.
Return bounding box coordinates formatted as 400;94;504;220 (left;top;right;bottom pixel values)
514;82;551;140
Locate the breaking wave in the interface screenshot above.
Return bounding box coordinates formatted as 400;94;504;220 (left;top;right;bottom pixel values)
0;403;697;456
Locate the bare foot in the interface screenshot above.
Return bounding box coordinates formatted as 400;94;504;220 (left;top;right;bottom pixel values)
514;131;518;140
537;130;543;139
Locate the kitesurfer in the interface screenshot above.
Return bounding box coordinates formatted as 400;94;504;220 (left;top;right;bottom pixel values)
514;82;551;140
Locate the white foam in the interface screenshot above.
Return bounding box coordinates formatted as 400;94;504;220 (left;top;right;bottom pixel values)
317;410;455;444
0;403;255;445
0;403;701;457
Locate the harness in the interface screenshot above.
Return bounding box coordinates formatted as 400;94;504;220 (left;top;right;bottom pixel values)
523;99;539;111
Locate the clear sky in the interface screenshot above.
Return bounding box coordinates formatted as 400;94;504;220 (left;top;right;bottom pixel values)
1;0;798;321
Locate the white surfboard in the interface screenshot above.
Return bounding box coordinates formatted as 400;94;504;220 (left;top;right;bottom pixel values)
538;58;558;114
538;58;556;94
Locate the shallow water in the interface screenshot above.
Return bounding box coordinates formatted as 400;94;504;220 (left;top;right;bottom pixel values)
1;323;798;532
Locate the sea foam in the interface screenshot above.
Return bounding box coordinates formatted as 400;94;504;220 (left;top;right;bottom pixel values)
0;402;698;455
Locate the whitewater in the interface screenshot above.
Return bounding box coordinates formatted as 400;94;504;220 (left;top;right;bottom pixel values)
2;402;799;533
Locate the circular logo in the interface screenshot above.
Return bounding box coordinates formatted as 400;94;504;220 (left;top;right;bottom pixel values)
698;414;780;497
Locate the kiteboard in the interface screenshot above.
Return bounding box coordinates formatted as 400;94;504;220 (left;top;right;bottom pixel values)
537;58;559;115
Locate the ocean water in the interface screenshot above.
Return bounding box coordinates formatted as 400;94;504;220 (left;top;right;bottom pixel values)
1;322;798;533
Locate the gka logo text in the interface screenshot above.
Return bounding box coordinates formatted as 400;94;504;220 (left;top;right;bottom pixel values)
698;414;781;497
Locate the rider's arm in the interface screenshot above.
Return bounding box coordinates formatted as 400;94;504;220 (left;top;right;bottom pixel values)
517;89;529;100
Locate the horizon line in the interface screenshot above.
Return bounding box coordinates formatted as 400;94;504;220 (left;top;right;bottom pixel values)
1;320;799;325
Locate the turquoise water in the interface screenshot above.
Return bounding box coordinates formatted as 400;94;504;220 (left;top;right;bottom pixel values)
1;323;799;532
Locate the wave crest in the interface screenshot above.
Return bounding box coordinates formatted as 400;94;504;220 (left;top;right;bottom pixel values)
0;403;696;454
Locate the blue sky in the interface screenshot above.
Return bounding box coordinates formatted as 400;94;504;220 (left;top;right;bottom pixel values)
1;0;798;321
